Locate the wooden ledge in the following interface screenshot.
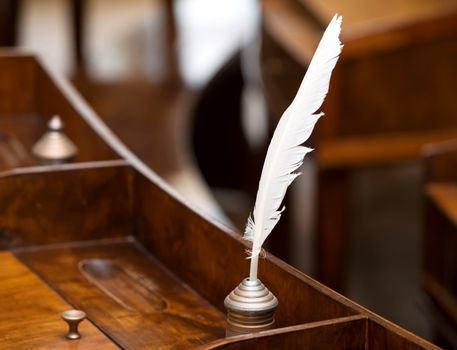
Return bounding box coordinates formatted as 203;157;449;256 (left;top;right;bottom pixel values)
317;130;457;169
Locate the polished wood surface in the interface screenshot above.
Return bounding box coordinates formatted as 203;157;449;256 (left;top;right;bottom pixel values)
15;239;226;349
3;162;358;325
0;52;441;348
206;316;435;349
1;161;439;349
207;316;367;349
0;251;118;349
0;161;131;248
262;0;457;290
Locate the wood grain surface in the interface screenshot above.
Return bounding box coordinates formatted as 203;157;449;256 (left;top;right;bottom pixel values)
0;251;118;349
205;316;367;350
205;316;437;349
15;239;227;350
0;161;132;249
0;135;440;349
0;49;443;348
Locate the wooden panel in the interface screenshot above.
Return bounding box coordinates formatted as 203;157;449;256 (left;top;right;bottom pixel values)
209;316;440;349
368;318;437;350
0;131;33;170
132;171;359;327
0;251;118;349
15;240;226;350
0;162;439;348
262;0;457;291
0;114;45;164
0;55;36;114
262;0;457;139
206;316;367;349
0;161;132;248
338;39;457;136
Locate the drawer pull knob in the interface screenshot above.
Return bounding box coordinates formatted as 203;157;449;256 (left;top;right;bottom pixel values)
61;309;86;340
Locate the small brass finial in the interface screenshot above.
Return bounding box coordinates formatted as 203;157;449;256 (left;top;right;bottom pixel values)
61;309;86;340
32;115;78;164
224;278;278;337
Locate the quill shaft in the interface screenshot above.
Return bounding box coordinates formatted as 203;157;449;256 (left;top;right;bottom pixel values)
250;255;259;281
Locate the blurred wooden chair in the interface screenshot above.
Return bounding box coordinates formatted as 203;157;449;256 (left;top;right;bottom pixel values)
261;0;457;290
423;139;457;349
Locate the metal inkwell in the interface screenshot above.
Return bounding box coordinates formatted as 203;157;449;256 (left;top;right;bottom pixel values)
224;277;278;336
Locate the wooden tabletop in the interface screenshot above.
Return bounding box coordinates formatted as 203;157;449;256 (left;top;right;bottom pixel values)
15;239;227;350
0;251;118;349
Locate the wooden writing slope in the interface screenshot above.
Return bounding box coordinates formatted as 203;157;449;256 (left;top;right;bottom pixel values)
0;52;118;171
261;0;457;291
0;52;440;348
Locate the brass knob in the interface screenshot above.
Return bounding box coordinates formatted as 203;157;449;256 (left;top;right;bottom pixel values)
61;309;86;340
32;115;78;164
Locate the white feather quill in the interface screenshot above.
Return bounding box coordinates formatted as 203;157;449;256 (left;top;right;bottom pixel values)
246;15;343;281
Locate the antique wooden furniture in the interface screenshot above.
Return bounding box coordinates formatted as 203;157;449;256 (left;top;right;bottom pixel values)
0;52;443;348
423;140;457;348
0;162;441;349
0;0;215;208
0;52;118;172
67;0;226;221
261;0;457;290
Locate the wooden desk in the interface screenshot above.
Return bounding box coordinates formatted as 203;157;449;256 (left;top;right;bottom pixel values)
0;161;440;349
0;52;440;349
0;251;118;349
